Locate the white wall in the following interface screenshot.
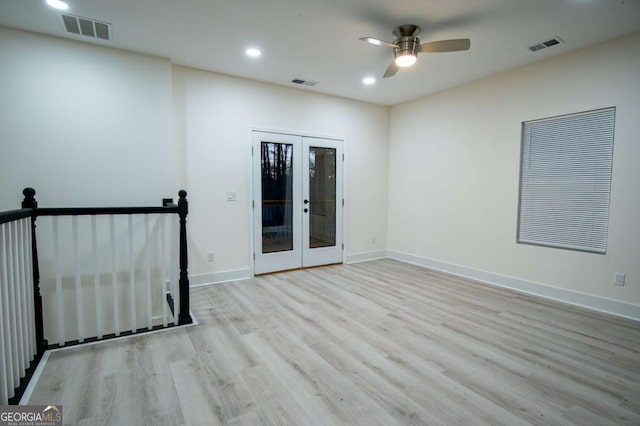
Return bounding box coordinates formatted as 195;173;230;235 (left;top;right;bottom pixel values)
0;27;174;209
172;66;389;281
388;33;640;312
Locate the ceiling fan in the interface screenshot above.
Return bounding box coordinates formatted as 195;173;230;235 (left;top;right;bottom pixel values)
359;24;471;78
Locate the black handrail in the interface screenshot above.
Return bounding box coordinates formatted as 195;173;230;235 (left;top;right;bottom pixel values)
35;206;179;216
0;208;32;224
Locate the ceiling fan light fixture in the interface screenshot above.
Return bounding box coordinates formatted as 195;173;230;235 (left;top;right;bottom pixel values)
393;36;420;68
395;52;417;67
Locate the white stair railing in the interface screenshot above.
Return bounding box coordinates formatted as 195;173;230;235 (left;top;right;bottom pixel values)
40;211;181;347
0;212;37;405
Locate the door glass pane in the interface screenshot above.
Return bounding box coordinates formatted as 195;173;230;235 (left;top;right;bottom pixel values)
309;147;336;248
261;142;294;253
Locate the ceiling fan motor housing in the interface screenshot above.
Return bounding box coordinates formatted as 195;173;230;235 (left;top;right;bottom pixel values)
392;24;421;38
394;36;421;63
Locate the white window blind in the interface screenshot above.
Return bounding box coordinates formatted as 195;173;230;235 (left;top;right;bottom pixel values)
517;107;615;254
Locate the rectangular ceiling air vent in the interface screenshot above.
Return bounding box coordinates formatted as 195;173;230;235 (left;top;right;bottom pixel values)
291;78;318;87
528;37;563;52
62;14;112;41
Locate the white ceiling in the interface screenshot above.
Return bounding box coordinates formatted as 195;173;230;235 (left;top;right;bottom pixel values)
1;0;639;106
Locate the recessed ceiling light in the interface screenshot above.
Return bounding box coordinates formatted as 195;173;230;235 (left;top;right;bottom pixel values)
362;77;376;85
46;0;69;10
245;48;262;58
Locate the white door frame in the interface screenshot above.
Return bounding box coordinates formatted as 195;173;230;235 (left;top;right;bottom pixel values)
249;128;345;275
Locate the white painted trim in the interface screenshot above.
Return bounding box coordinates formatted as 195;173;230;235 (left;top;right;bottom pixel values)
19;351;50;404
190;269;252;287
345;250;388;264
387;250;640;322
341;139;347;265
248;128;256;277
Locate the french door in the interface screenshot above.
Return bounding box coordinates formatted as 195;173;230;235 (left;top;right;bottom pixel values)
252;131;343;275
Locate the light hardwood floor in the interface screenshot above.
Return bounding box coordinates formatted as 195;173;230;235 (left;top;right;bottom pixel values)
27;259;640;425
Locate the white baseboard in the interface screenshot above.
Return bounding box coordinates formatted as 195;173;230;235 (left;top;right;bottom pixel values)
190;269;252;287
19;351;50;404
387;250;640;322
345;250;388;264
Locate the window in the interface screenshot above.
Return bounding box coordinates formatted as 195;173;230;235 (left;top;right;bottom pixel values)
517;107;615;254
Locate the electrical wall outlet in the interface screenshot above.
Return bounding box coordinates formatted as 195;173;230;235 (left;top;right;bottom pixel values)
614;272;625;286
226;191;237;201
208;252;214;263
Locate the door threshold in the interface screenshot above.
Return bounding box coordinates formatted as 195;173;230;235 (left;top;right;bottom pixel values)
255;262;343;277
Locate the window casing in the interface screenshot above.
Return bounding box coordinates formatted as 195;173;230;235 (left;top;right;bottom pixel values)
517;107;615;254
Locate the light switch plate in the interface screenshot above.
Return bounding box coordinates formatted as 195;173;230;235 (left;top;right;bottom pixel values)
226;191;237;201
614;272;625;286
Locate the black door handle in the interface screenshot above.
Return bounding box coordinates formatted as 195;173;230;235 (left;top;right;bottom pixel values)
304;199;309;204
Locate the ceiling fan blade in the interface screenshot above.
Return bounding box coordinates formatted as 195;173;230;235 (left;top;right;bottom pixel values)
359;37;397;49
383;61;399;78
420;38;471;53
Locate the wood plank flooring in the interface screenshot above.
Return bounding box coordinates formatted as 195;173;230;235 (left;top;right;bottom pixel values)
27;259;640;425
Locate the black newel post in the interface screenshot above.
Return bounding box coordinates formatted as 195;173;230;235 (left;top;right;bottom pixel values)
177;190;192;325
21;188;47;353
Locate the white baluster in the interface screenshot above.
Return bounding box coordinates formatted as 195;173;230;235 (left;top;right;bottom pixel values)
0;277;6;403
72;216;84;343
4;222;16;398
170;214;179;325
128;215;136;333
145;215;152;330
23;219;36;360
0;224;13;401
92;216;102;339
52;216;64;346
110;216;120;336
160;215;167;327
